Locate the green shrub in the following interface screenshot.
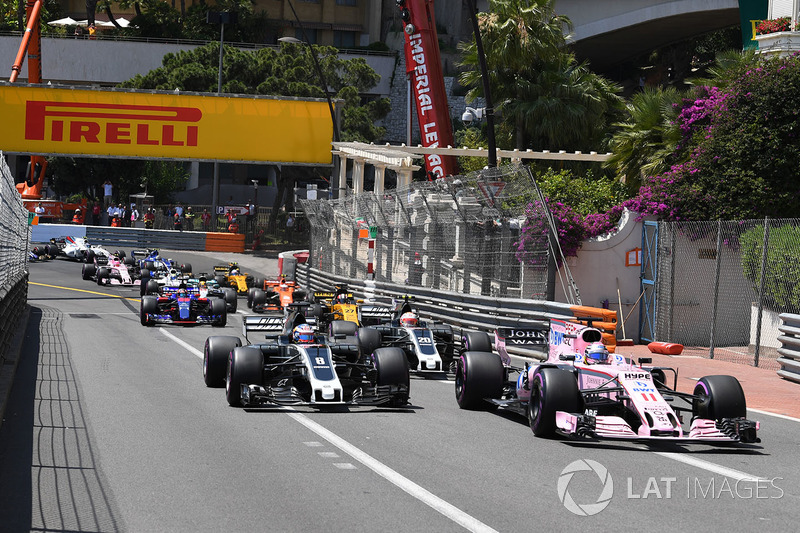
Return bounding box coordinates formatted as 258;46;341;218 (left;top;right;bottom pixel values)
740;223;800;309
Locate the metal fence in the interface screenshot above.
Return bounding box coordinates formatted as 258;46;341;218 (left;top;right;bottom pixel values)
0;152;30;361
647;218;800;371
300;164;555;301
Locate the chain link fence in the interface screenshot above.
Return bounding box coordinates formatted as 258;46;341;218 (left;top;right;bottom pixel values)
301;164;555;300
0;152;30;360
649;218;800;370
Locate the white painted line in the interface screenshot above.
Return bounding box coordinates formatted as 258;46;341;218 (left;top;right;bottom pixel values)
748;408;800;423
333;463;357;470
164;327;498;532
655;452;764;482
318;452;340;458
285;410;498;533
160;328;203;357
303;441;324;447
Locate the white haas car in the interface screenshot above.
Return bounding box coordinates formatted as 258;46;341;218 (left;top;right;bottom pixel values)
455;319;760;444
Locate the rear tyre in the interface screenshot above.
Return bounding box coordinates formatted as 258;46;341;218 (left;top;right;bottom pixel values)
693;375;747;420
204;336;241;387
226;347;264;407
462;331;492;353
247;287;257;308
140;295;158;326
222;287;237;313
528;367;582;437
85;249;95;263
372;347;410;407
251;289;266;309
144;260;156;271
455;351;504;410
145;279;160;295
82;263;96;281
211;298;227;327
215;275;227;287
330;320;358;337
252;278;264;290
357;327;382;357
181;263;192;274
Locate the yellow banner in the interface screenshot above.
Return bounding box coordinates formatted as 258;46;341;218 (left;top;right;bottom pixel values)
0;85;334;163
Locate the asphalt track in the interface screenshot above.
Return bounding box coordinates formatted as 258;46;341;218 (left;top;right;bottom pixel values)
1;252;799;532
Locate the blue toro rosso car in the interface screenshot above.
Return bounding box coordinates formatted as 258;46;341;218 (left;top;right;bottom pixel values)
140;284;226;327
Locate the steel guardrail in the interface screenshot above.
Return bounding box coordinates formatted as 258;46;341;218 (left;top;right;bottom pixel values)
778;313;800;384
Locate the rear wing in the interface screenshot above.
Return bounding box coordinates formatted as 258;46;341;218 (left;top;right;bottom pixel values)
130;249;153;259
213;265;230;274
494;326;549;366
359;304;394;322
243;314;285;342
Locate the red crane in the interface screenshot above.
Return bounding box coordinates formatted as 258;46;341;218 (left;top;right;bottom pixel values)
397;0;459;178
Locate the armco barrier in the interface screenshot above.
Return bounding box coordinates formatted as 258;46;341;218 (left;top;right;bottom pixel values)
297;261;617;360
0;274;27;365
778;313;800;384
31;224;245;253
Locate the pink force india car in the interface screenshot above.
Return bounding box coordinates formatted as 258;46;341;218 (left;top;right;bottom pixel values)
454;319;760;444
82;254;141;287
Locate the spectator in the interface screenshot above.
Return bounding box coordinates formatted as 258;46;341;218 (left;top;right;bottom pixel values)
184;206;195;230
120;203;130;227
106;203;117;226
174;203;184;218
34;202;45;216
226;209;239;233
285;213;294;243
103;179;113;212
246;199;256;232
143;208;155;229
130;203;140;226
72;208;84;225
173;212;183;231
201;208;211;231
91;201;101;225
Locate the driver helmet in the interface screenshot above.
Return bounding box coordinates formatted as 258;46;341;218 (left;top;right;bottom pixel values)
293;324;315;344
169;268;179;280
399;312;418;327
584;342;610;364
336;293;348;304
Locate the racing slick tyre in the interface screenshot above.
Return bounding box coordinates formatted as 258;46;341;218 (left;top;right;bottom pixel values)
139;271;151;296
46;244;59;257
247;287;259;308
82;263;96;281
528;367;582;437
145;279;160;296
222;287;237;313
140;295;158;326
85;249;95;264
215;275;227;288
330;320;358;337
372;347;410;407
226;347;264;407
455;351;504;410
96;267;110;286
250;289;266;310
143;261;156;271
211;298;227;327
123;256;135;266
309;303;324;318
204;336;242;387
181;263;192;274
252;278;264;290
293;290;307;302
692;375;747;420
461;331;493;353
357;327;382;357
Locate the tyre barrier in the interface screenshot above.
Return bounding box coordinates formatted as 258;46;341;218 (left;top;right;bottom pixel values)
296;262;618;360
778;313;800;384
0;273;28;365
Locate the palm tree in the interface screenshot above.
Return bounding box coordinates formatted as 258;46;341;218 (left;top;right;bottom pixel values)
604;87;683;187
458;0;621;151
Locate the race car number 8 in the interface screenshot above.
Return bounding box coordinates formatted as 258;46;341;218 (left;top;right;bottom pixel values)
315;357;326;365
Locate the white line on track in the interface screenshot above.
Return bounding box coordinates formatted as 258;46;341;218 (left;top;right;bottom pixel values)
747;408;800;423
162;327;499;533
655;452;764;482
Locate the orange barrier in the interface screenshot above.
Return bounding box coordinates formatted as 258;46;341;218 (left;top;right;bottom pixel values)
205;232;245;253
648;342;684;355
570;305;618;351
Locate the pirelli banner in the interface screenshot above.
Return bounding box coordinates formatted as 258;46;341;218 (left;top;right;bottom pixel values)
0;84;334;164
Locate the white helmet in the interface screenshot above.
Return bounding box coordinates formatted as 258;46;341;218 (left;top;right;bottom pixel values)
400;312;418;327
584;342;609;364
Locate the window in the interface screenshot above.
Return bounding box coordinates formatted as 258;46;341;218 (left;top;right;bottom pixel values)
296;28;317;44
334;31;356;49
336;0;356;6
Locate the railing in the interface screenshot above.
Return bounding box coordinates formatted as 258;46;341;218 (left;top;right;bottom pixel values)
0;152;30;363
297;262;616;360
778;313;800;384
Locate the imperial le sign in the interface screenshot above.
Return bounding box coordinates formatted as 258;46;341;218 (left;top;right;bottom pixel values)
0;84;334;164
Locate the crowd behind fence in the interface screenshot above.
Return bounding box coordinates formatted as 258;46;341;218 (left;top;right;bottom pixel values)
301;164;553;302
649;218;800;371
0;152;30;361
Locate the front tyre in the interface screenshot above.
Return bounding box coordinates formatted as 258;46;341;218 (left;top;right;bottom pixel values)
693;375;747;420
204;336;242;387
140;295;158;327
528;367;581;437
455;351;503;410
226;347;264;407
211;298;227;327
372;347;410;407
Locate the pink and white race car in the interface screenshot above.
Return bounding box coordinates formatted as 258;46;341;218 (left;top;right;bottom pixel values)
455;319;760;444
81;254;141;287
